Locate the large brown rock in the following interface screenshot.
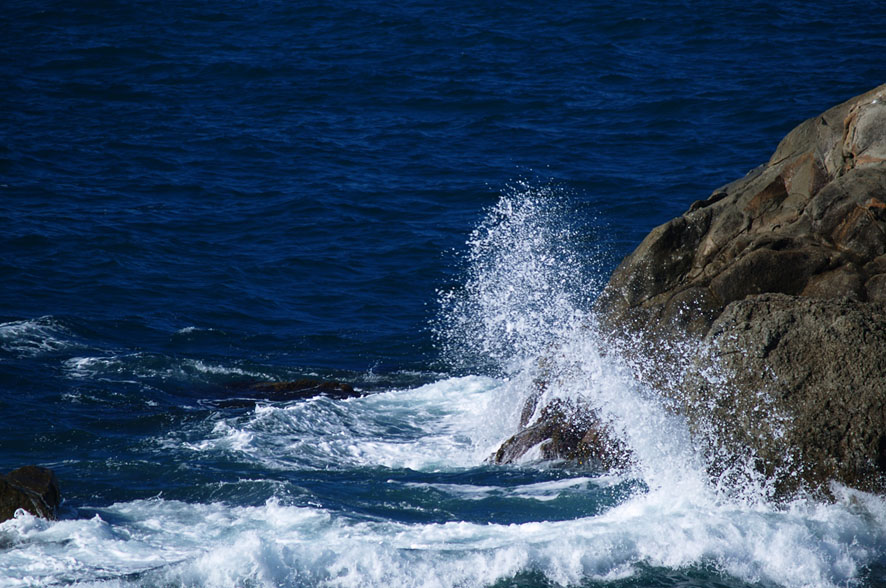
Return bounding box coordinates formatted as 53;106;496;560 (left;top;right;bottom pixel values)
589;84;886;495
0;466;61;522
596;84;886;339
685;294;886;496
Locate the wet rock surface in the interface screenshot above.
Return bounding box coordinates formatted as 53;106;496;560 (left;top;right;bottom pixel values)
491;398;632;470
0;466;61;523
597;84;886;495
687;294;886;495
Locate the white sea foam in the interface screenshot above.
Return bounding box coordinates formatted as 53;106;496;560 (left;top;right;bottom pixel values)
5;188;885;587
64;354;270;383
27;360;879;588
406;477;603;502
174;375;512;471
0;316;80;357
2;369;885;587
1;484;883;588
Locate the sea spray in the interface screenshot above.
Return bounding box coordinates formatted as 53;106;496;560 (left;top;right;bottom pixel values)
435;184;826;503
435;182;602;376
142;184;886;588
434;184;706;487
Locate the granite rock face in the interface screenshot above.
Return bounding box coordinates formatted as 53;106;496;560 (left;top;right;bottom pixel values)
498;85;886;495
0;466;61;522
687;294;886;495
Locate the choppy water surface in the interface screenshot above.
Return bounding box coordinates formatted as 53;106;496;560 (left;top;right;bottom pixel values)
2;1;885;586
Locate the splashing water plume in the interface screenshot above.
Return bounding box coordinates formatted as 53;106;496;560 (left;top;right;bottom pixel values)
436;185;704;489
436;183;600;375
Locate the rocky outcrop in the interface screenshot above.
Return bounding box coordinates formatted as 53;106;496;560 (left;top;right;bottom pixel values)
596;84;886;339
496;85;886;495
594;83;886;495
0;466;61;522
687;294;886;495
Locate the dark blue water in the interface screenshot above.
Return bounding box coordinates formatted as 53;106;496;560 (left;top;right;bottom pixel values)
2;2;885;586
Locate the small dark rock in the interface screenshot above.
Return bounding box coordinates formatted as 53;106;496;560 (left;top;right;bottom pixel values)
0;466;61;522
246;379;358;400
492;398;632;470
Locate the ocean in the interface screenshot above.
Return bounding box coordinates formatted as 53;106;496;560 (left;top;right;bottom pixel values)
2;1;885;586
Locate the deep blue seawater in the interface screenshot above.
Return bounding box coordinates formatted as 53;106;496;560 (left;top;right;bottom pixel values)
2;1;885;586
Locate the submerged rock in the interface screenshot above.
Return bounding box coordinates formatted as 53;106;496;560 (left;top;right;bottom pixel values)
217;378;360;408
245;379;358;400
0;466;61;522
